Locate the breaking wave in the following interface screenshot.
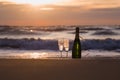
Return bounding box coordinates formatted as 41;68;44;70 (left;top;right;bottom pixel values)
92;30;118;35
0;38;120;50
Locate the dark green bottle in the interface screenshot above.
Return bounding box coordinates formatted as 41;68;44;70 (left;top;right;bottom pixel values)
72;27;81;58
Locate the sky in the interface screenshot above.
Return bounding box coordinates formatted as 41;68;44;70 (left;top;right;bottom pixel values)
0;0;120;26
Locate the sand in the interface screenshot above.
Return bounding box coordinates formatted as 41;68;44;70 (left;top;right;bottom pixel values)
0;59;120;80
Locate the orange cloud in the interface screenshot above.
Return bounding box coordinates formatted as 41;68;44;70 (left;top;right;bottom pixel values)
0;1;120;26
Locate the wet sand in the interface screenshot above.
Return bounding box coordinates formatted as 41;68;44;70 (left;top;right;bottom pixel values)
0;59;120;80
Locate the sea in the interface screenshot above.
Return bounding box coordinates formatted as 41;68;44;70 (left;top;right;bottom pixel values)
0;25;120;59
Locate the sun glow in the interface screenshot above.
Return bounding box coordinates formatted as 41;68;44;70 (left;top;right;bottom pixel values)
40;7;54;11
9;0;66;5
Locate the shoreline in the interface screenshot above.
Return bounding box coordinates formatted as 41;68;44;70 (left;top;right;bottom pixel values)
0;56;120;60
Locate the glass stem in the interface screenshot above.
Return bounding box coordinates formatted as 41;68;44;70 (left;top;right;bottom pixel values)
66;51;68;58
61;51;62;58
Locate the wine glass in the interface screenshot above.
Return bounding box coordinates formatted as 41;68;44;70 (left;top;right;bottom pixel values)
64;39;69;58
58;39;64;58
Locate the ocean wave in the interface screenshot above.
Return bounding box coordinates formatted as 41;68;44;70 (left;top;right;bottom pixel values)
0;26;38;35
0;38;120;50
0;26;72;34
81;38;120;50
92;30;118;35
80;27;105;31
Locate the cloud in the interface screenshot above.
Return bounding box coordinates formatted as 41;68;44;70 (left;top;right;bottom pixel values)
0;1;120;25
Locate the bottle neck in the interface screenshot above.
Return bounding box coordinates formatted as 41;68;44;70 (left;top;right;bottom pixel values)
75;27;79;39
75;33;79;39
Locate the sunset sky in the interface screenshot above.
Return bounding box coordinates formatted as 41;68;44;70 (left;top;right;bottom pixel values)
0;0;120;26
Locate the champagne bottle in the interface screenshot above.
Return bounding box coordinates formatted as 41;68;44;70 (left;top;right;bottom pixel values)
72;27;81;58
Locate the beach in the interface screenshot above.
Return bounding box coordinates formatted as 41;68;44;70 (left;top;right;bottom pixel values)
0;59;120;80
0;1;120;80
